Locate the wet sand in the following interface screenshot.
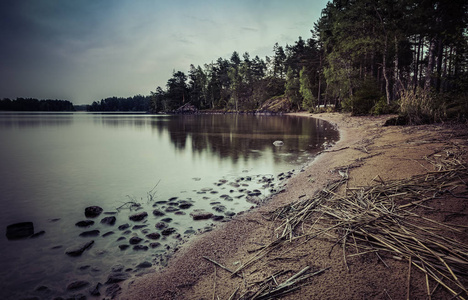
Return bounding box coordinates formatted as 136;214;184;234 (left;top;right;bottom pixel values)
118;112;468;300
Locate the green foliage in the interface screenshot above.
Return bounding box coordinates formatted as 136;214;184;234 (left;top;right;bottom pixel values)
343;79;383;115
142;0;467;116
285;67;301;110
299;67;317;112
371;97;398;115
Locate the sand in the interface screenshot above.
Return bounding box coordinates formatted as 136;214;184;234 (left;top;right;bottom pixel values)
118;112;468;300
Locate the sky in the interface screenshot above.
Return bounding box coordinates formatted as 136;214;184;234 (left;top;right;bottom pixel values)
0;0;329;105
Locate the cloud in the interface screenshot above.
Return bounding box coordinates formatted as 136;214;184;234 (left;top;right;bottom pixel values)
0;0;329;104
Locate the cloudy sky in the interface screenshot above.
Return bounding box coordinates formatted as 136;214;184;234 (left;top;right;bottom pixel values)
0;0;329;105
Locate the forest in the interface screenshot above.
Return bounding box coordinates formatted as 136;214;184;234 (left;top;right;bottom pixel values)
148;0;468;123
87;95;151;112
0;98;75;111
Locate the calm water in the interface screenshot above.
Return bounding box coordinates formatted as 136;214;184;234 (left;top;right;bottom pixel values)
0;112;338;299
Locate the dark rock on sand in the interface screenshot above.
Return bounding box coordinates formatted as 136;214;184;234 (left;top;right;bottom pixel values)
85;206;103;218
129;212;148;222
66;240;94;256
75;220;95;228
6;222;34;240
100;216;116;226
161;217;173;223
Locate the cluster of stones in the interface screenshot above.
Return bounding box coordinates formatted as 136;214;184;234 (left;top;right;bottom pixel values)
5;170;294;299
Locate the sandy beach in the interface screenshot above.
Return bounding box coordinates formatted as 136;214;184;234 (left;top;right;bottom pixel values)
118;112;468;300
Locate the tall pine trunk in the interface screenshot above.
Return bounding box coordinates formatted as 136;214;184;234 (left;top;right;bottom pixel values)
425;38;437;90
383;36;391;105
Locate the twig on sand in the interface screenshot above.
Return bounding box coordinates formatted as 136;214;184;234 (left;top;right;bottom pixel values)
203;256;243;279
249;266;330;300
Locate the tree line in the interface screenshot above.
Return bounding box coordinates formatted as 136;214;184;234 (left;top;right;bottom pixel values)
87;95;151;112
0;98;75;111
149;0;467;122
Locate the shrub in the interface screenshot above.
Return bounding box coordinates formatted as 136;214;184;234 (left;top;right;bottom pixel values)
371;97;399;115
345;79;383;115
399;87;445;124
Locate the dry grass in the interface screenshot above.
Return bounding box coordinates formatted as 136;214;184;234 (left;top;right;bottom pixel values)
225;145;468;299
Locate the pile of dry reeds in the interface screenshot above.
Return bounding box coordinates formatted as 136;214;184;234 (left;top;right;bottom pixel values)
266;146;468;299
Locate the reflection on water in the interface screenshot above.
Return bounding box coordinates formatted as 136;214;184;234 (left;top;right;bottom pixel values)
0;112;338;300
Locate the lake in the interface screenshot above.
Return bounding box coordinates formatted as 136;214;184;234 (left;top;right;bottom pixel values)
0;112;339;299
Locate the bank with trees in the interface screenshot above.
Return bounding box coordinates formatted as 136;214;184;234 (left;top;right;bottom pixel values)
149;0;467;123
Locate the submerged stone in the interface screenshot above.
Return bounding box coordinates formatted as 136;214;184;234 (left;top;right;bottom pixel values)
129;212;148;222
190;211;213;220
118;224;130;230
152;209;165;216
85;206;103;218
75;220;95;228
66;280;89;290
100;216;116;226
66;240;94;256
129;236;143;245
6;222;34;240
146;232;161;240
79;230;100;237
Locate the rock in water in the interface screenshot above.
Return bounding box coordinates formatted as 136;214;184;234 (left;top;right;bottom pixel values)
75;220;95;227
85;206;103;218
6;222;34;240
65;240;94;256
66;280;90;290
190;211;213;220
129;212;148;221
100;216;116;226
79;230;100;237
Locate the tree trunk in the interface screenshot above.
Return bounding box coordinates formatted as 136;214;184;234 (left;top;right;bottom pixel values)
425;38;437;90
413;35;422;89
383;36;391;105
435;37;444;93
393;35;400;99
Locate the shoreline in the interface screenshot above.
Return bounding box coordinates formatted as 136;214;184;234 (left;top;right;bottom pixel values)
119;112;467;299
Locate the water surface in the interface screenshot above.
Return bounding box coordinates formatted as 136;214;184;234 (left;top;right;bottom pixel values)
0;112;338;299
